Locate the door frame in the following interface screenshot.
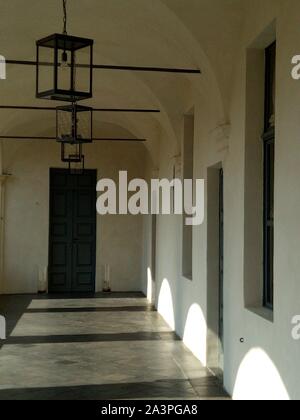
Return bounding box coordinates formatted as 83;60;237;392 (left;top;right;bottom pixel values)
48;168;97;293
206;164;224;380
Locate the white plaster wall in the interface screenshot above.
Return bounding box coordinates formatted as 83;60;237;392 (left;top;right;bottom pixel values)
2;139;147;294
151;0;300;401
223;0;300;400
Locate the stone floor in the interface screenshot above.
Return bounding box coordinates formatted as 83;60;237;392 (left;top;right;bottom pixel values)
0;292;229;400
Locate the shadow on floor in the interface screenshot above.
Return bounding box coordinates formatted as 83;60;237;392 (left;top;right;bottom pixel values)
0;295;34;348
25;306;156;313
37;292;146;300
0;378;229;400
5;331;180;345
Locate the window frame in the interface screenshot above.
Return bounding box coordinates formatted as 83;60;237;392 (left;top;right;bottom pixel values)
182;114;194;281
262;41;276;310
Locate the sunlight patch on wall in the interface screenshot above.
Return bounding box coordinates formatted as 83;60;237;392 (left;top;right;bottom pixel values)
157;278;175;330
183;303;207;365
233;348;290;400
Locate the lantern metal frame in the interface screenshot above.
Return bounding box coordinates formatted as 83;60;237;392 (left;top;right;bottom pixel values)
60;142;83;163
56;103;92;166
36;33;94;102
56;103;93;145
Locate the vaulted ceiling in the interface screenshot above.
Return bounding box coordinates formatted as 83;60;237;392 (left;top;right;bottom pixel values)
0;0;245;164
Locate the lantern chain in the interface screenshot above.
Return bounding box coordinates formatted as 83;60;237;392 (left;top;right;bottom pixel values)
63;0;67;35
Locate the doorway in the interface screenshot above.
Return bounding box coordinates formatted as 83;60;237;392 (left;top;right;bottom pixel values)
150;214;157;302
48;168;97;293
207;166;224;380
218;169;224;374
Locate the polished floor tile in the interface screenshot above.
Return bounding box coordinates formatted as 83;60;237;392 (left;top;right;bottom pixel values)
0;293;229;400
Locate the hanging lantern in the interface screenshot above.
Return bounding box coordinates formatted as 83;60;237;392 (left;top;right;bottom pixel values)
60;141;83;163
60;139;85;173
36;33;93;102
36;1;93;102
56;103;93;144
56;103;92;169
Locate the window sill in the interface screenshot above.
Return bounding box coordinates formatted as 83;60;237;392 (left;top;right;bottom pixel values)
246;306;274;323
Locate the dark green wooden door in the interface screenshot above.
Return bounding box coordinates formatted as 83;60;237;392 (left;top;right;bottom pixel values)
48;169;97;293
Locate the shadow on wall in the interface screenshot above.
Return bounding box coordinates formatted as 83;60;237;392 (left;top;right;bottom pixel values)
183;303;207;365
233;348;290;400
157;278;175;331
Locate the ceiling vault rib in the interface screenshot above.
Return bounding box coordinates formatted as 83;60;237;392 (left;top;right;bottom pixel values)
0;136;146;142
6;60;201;74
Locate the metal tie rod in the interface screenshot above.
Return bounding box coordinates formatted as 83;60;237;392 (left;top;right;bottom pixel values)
6;60;201;74
0;135;146;142
0;105;160;113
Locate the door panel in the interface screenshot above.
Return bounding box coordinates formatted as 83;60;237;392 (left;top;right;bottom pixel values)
49;169;96;293
48;188;73;292
71;173;96;292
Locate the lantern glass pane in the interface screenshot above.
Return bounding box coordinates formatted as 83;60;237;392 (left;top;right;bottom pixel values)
61;142;83;162
75;47;91;94
57;49;72;92
57;106;92;144
57;109;73;143
77;110;92;142
64;143;81;161
38;46;55;94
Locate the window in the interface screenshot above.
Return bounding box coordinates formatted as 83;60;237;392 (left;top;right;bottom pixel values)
263;42;276;309
244;22;276;320
182;114;194;280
